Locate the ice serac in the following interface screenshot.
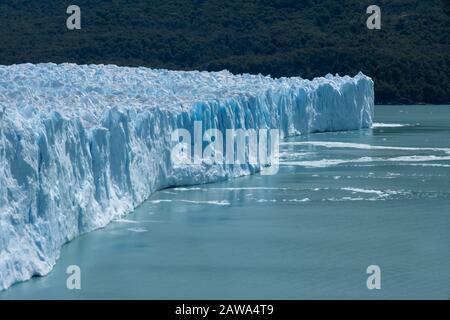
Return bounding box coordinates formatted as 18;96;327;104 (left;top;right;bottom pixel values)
0;63;374;290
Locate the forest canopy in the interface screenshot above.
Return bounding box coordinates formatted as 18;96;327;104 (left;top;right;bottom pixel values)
0;0;449;104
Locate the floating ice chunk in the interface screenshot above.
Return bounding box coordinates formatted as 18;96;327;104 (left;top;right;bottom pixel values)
372;123;409;128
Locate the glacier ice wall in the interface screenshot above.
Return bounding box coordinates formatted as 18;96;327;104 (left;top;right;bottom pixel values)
0;63;374;290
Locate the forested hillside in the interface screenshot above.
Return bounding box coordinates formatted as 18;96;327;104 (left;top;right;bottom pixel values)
0;0;449;104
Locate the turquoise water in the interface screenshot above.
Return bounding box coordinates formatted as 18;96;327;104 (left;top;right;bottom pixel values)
1;105;450;299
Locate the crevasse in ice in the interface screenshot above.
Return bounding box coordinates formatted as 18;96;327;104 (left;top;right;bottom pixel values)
0;63;374;290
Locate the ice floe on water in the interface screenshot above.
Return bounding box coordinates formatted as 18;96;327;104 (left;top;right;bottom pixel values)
178;200;231;206
280;141;450;153
404;163;450;168
340;187;403;199
281;156;450;168
174;187;289;192
279;142;450;168
114;219;139;224
372;123;410;128
127;228;148;233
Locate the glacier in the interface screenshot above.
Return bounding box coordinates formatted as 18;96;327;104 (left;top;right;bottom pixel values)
0;63;374;290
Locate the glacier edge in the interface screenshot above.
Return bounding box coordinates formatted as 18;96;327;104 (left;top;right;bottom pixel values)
0;63;374;290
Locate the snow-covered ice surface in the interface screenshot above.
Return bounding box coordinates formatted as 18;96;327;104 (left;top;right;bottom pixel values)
0;63;373;290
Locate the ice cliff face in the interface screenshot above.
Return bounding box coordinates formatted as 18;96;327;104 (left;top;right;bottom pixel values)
0;63;374;290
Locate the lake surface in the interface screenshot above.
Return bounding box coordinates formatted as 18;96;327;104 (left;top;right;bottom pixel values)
1;105;450;299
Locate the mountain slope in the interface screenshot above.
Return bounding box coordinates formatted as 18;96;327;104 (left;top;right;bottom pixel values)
0;0;448;104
